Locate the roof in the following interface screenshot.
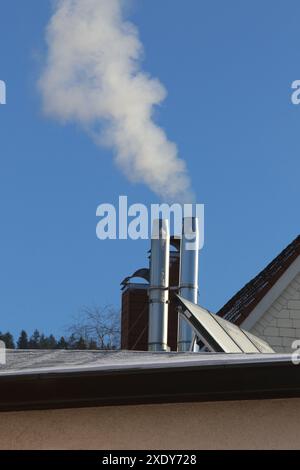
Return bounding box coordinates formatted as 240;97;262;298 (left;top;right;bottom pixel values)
218;235;300;324
0;349;280;375
0;350;298;411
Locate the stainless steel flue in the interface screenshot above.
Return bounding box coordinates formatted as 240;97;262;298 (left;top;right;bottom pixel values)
148;219;170;351
178;216;199;351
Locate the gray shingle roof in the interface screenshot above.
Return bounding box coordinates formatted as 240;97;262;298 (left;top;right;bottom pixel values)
0;349;292;376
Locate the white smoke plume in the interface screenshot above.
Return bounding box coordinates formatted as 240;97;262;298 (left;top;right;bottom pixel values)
39;0;193;201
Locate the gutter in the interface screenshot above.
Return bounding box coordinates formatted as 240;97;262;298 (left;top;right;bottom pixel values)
0;356;299;412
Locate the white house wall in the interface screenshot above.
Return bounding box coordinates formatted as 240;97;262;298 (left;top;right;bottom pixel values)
247;272;300;352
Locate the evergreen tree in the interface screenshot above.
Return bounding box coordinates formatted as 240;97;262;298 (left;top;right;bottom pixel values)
39;334;57;349
39;334;48;349
57;336;68;349
47;334;57;349
29;329;41;349
67;333;77;350
2;332;15;349
17;330;29;349
75;336;87;350
0;331;15;349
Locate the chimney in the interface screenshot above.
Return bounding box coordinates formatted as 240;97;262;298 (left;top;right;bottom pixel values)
177;216;199;351
148;219;170;351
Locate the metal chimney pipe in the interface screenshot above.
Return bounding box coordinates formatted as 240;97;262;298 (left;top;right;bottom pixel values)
148;219;170;352
178;216;199;351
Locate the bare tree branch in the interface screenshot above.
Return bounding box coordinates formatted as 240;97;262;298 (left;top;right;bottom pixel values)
66;305;121;350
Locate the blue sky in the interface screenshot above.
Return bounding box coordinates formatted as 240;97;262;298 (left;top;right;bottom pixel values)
0;0;299;338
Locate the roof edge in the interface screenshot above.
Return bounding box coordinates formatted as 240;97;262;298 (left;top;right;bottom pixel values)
218;235;300;324
0;356;298;412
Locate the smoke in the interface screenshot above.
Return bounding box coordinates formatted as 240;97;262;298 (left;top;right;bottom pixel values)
39;0;193;201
